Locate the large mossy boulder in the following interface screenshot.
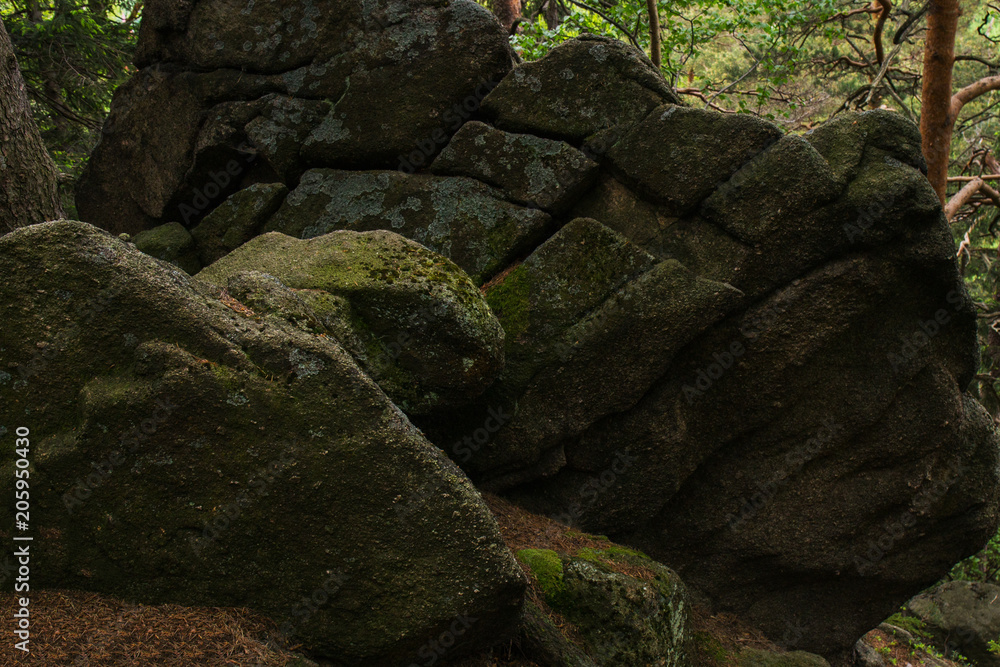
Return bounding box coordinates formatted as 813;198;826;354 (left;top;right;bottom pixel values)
0;220;526;665
196;229;505;414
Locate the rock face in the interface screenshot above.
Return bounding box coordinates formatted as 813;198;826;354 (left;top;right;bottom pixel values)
197;229;505;415
76;0;515;234
906;581;1000;666
72;0;1000;661
0;221;525;665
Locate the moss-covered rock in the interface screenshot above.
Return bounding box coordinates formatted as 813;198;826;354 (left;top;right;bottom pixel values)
131;221;202;274
190;182;288;266
481;34;678;143
196;228;504;415
738;648;831;667
607;105;783;216
263;169;552;285
516;548;689;667
905;581;1000;667
425;217;742;484
0;220;526;665
78;0;515;234
430;120;600;214
804;109;927;185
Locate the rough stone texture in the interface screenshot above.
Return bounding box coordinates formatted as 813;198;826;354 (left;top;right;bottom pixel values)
197;229;505;415
430;120;600;214
263;169;552;285
190;182;288;266
131;221;202;274
905;581;1000;666
607;104;784;216
411;110;1000;661
77;0;515;234
0;220;525;665
516;547;688;667
72;8;1000;661
480;34;679;142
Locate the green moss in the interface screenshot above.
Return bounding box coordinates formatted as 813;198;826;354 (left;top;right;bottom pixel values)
485;265;532;342
517;548;568;608
579;544;649;561
885;612;928;638
691;630;730;665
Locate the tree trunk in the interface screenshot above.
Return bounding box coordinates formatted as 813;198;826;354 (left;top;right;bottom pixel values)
0;18;63;232
544;0;560;30
647;0;662;69
492;0;521;33
920;0;961;203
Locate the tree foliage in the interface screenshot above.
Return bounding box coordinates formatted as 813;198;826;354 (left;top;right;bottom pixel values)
1;0;139;210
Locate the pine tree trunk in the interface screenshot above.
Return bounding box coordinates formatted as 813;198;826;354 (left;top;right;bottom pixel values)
0;18;63;233
920;0;960;204
492;0;520;32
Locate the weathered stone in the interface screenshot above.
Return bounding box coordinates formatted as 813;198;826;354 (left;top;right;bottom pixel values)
906;581;1000;667
197;229;505;415
516;547;688;667
607;105;783;216
0;220;526;665
430;120;599;214
805;109;927;185
245;96;332;182
481;34;678;142
78;0;515;234
190;182;288;266
131;221;202;274
413;114;999;663
263;169;552;285
420;217;741;484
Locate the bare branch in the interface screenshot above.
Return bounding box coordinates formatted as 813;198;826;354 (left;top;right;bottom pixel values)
945;176;984;220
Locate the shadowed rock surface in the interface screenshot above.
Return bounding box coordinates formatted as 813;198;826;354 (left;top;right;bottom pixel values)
0;221;525;665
